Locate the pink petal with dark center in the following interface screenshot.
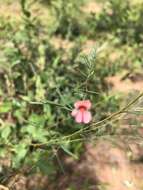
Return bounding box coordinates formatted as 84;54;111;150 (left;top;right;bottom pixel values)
75;111;83;123
74;100;91;110
83;111;92;124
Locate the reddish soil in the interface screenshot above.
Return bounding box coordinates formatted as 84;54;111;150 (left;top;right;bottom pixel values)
106;74;143;93
4;141;143;190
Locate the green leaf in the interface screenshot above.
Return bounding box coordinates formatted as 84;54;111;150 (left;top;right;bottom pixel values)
28;114;46;127
21;0;31;17
1;126;11;140
43;104;55;124
35;76;45;101
61;144;78;159
22;125;48;142
0;148;7;157
37;152;56;175
12;143;28;168
0;102;12;113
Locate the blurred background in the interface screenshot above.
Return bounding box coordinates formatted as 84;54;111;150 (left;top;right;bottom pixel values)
1;0;143;189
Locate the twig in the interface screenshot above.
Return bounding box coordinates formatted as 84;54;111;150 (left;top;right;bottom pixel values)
60;92;143;140
30;100;72;111
0;185;9;190
23;92;143;148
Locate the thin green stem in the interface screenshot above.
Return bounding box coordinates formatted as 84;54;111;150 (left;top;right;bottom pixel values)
61;92;143;140
26;92;143;148
30;100;72;111
92;92;143;127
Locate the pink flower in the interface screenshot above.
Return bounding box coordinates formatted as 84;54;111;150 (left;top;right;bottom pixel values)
71;100;92;124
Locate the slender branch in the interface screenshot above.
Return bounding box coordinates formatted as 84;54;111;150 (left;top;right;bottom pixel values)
30;100;72;111
0;185;9;190
60;92;143;140
24;92;143;148
91;92;143;127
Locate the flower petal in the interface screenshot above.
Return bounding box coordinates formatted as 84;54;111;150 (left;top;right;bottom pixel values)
82;100;91;110
75;111;83;123
71;109;78;117
83;111;92;124
74;100;92;109
74;101;84;109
